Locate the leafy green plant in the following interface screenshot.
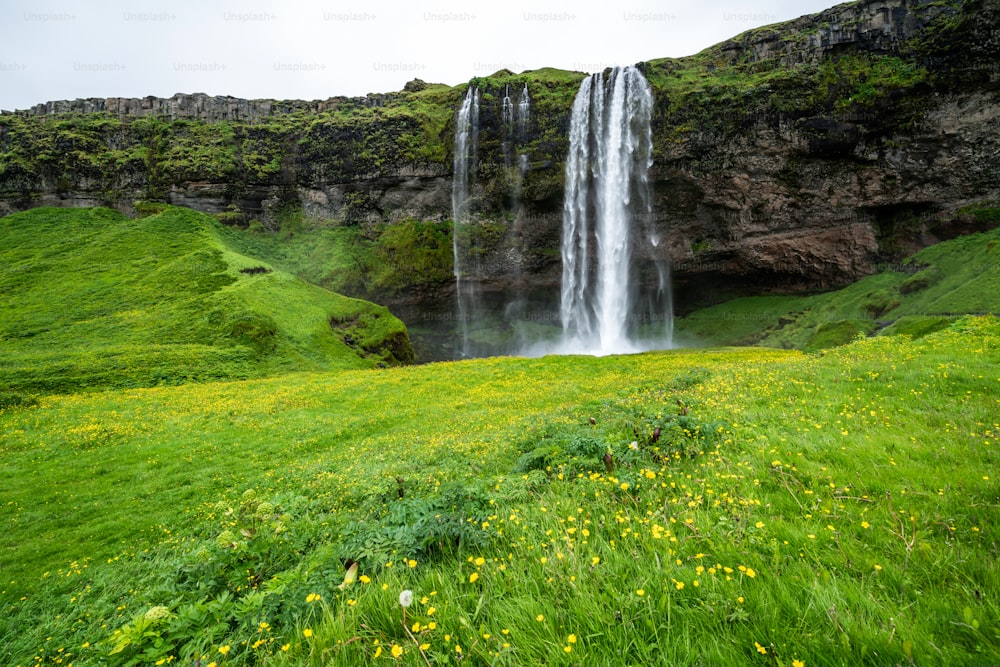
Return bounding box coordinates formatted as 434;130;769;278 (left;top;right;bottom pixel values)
338;483;496;569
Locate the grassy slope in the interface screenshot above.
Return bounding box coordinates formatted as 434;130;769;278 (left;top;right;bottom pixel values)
216;213;455;302
0;207;412;394
676;223;1000;350
1;319;998;666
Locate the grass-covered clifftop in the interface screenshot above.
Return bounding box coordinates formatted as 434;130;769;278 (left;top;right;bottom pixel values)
0;207;413;395
0;0;985;217
0;68;583;211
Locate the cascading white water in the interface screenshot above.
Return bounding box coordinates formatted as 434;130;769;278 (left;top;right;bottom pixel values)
502;85;514;125
452;87;479;355
501;85;515;169
560;75;596;346
517;84;530;136
559;66;667;355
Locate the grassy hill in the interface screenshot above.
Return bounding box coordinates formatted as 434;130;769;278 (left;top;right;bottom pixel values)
0;207;413;395
1;319;998;666
676;212;1000;350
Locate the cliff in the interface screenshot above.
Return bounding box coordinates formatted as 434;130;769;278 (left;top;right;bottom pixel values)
1;0;997;319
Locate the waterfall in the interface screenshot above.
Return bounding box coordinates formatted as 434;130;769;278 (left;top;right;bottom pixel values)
452;86;479;356
502;85;514;125
501;85;515;169
559;66;669;355
517;84;530;137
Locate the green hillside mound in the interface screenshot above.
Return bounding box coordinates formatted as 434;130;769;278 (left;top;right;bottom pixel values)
677;210;1000;349
0;207;413;394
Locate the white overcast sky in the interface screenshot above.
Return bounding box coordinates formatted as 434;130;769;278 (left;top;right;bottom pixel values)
1;0;838;111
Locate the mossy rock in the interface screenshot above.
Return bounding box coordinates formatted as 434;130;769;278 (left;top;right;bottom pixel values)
331;311;415;366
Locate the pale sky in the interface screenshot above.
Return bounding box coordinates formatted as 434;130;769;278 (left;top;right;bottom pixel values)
1;0;838;111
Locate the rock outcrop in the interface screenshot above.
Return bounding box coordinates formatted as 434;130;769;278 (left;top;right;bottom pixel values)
14;91;402;122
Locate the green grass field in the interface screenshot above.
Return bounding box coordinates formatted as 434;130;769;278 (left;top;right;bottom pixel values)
0;207;412;395
2;319;998;666
2;205;999;665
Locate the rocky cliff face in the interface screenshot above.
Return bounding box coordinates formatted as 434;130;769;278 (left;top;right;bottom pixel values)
1;0;997;321
15;90;407;121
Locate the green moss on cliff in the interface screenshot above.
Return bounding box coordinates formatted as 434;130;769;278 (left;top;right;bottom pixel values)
371;219;453;290
645;50;930;150
218;214;455;300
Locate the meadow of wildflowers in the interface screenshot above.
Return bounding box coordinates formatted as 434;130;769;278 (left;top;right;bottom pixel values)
1;317;998;665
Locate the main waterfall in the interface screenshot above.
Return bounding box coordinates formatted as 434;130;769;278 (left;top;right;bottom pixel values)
452;87;479;356
559;65;670;355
